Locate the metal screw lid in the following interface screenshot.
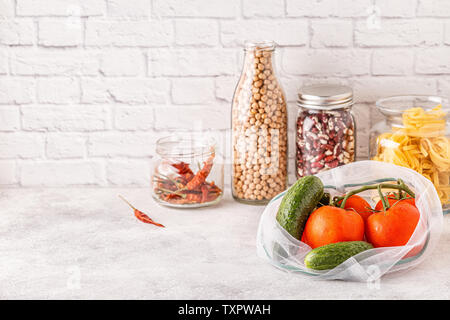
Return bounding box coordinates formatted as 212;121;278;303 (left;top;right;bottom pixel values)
297;84;353;110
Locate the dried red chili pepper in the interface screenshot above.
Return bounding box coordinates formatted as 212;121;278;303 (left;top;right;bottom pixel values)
201;184;209;203
118;195;165;228
172;161;194;181
186;152;215;190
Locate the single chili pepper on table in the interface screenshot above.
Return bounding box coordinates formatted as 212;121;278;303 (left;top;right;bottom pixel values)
118;195;165;228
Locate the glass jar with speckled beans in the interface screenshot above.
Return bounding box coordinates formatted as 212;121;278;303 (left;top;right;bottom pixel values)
296;84;356;178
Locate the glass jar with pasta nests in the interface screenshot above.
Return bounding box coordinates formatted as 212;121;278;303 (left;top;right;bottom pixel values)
369;95;450;213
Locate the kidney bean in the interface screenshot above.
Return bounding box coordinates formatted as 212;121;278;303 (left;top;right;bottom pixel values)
296;109;355;178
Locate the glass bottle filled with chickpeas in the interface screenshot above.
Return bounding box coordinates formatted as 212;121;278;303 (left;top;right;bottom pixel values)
231;41;288;205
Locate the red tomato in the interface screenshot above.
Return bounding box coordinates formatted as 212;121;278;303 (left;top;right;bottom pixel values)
366;201;424;258
302;206;365;249
338;195;373;222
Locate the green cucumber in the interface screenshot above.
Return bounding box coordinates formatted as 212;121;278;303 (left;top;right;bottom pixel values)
276;175;324;240
304;241;374;270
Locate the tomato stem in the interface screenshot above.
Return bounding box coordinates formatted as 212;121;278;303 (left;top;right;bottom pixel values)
339;185;376;208
397;180;403;199
378;184;389;211
397;179;415;199
338;179;415;209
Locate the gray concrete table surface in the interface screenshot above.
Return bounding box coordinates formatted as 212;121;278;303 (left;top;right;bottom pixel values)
0;188;449;300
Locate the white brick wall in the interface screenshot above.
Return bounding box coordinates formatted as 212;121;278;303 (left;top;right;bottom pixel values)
0;0;448;187
38;19;83;47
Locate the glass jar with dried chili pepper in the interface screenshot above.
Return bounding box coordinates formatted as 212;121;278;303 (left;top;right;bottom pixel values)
152;135;224;208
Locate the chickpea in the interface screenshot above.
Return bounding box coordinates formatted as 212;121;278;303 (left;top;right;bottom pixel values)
232;46;287;202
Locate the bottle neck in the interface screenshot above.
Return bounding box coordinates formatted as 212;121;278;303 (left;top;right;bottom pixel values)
243;41;276;71
244;48;274;64
240;48;277;86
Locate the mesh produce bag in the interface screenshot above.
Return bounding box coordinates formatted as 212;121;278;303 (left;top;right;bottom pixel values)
256;161;444;282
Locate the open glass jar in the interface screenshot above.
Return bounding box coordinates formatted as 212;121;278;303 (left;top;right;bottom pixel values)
369;95;450;212
231;40;288;205
151;135;224;208
296;84;356;178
